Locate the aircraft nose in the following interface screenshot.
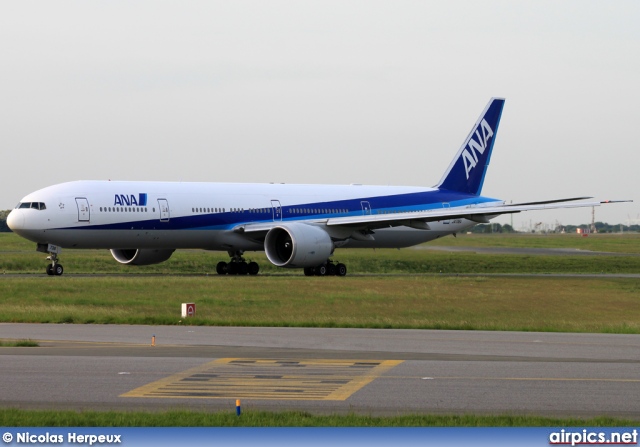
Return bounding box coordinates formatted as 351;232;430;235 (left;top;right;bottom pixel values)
6;210;24;231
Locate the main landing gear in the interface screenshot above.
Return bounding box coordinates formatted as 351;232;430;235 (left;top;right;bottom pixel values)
304;260;347;277
216;251;259;276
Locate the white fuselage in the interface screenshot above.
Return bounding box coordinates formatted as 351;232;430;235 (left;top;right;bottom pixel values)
8;180;483;252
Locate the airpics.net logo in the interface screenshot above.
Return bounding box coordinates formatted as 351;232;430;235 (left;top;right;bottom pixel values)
3;432;121;445
549;429;638;446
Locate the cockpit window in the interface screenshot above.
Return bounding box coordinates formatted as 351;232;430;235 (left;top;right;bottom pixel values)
17;202;46;210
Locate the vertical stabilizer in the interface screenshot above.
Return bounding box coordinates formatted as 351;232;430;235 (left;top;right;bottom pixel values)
436;98;505;195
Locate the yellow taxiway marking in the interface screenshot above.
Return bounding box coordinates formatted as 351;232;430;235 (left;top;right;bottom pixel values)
121;358;403;401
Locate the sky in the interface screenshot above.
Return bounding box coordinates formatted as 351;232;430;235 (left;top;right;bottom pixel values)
1;0;638;228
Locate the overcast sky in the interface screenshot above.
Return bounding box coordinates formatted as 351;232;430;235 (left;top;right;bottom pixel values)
1;1;638;227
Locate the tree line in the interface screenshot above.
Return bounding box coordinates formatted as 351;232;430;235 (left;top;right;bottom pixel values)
0;211;9;232
470;222;640;234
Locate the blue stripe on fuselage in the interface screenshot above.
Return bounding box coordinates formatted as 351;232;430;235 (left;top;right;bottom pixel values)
56;190;500;232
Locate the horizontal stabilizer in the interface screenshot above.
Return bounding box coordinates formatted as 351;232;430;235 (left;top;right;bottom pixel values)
506;197;592;207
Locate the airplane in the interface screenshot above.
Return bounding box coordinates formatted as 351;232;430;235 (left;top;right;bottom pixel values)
6;98;629;276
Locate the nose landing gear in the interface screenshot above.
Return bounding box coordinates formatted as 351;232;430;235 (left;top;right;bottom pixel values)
38;243;64;276
45;257;64;276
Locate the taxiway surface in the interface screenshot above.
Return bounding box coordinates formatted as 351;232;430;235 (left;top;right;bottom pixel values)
1;324;639;417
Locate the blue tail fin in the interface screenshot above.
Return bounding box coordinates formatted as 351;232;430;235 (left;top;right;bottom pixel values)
436;98;505;195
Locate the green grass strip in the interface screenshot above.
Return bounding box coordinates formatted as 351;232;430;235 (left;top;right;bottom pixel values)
3;232;640;275
0;339;38;347
1;276;639;333
0;409;638;427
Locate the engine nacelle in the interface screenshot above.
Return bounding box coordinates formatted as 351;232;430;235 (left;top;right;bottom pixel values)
110;248;175;266
264;223;333;268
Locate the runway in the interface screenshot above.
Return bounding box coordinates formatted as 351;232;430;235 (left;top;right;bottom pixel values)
415;245;640;257
1;324;639;417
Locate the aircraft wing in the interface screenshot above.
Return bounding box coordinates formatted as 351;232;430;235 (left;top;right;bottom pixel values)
234;197;631;236
324;198;630;229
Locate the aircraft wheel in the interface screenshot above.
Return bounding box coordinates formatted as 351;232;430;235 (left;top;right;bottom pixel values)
248;262;259;275
336;263;347;277
303;267;315;276
315;264;327;276
53;264;64;276
227;261;240;275
216;261;227;275
238;261;249;275
46;265;54;276
327;263;337;276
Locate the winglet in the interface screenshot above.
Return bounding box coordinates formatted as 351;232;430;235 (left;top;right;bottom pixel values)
436;98;505;195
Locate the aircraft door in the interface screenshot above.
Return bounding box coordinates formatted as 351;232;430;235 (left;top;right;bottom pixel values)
442;202;450;224
75;198;90;222
271;200;282;221
158;199;170;222
361;201;372;215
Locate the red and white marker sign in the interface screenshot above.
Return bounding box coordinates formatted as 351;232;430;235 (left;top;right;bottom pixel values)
181;303;196;318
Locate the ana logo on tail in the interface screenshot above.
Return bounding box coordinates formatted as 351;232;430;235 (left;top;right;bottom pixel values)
462;119;494;180
435;97;504;195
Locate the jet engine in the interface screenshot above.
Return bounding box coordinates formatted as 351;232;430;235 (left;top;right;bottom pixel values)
264;223;333;268
110;248;176;265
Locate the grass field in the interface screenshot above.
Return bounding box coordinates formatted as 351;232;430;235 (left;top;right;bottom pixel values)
0;339;37;347
1;232;639;333
427;232;640;253
0;409;637;427
2;232;640;275
1;275;639;333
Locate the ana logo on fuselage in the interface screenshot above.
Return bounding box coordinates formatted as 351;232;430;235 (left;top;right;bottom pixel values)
114;193;148;207
461;119;494;179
